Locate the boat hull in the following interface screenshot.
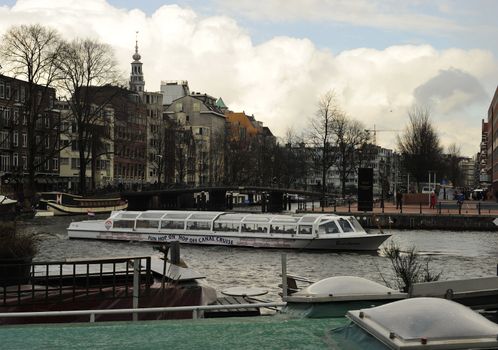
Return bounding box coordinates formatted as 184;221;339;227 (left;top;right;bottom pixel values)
68;223;391;251
47;202;128;216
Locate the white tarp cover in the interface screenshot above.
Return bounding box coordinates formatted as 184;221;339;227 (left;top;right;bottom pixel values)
296;276;402;297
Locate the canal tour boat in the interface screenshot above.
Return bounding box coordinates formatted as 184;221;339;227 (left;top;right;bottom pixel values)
39;192;128;215
67;211;391;251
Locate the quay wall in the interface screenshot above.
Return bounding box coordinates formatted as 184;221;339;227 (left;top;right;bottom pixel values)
330;212;498;231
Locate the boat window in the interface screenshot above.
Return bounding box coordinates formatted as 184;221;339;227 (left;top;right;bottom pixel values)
136;220;159;229
318;221;340;234
299;216;320;224
241;223;268;233
112;220;134;229
270;224;297;234
298;225;312;235
348;217;364;232
160;220;185;230
218;213;245;222
165;213;190;220
243;216;270;223
186;221;211;230
190;213;220;221
338;218;354;232
139;212;166;219
118;212;140;220
214;222;240;232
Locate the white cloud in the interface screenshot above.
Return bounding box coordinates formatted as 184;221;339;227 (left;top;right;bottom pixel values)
214;0;462;33
1;0;497;156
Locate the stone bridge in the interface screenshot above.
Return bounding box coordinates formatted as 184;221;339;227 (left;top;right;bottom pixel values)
122;186;324;212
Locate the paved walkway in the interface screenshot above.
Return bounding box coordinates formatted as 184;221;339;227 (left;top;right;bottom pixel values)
302;201;498;216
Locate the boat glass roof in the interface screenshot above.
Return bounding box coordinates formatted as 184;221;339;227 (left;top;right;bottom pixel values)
349;298;498;340
216;213;246;222
189;213;222;221
114;212;141;219
137;212;166;219
163;212;191;220
270;217;300;224
110;211;346;225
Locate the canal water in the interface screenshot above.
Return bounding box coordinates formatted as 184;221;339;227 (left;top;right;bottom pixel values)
19;215;498;300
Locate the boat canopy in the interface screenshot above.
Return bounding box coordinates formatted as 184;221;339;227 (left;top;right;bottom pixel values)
346;297;498;349
109;211;340;226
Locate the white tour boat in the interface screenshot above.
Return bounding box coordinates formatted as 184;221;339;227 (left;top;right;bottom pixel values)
68;210;391;251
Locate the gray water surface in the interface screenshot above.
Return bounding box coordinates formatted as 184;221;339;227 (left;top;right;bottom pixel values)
19;215;498;299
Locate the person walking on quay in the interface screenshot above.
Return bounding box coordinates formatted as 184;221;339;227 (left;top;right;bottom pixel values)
430;191;437;209
396;190;402;210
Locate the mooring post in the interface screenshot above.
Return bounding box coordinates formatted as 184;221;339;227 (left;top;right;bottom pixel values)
132;258;139;321
281;254;287;301
170;241;180;265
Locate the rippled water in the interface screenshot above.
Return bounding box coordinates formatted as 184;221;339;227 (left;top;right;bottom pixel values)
18;215;498;300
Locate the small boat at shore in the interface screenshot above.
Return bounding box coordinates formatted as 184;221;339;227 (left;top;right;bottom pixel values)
39;192;127;216
0;195;17;212
67;210;391;251
284;276;407;318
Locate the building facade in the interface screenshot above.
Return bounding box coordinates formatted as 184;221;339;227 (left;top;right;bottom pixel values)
57;100;115;191
478;119;490;188
164;92;226;186
488;86;498;194
0;74;60;193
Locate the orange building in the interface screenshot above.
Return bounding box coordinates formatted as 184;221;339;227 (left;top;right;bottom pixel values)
225;111;263;142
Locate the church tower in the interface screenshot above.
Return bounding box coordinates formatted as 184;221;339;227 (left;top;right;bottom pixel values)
129;33;145;93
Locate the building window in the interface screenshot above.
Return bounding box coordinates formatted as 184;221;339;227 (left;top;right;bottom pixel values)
0;154;10;172
193;102;200;112
2;108;10;126
22;133;27;147
20;86;25;102
44;117;50;128
22;156;27;170
44;160;50;171
13;109;19;125
0;131;9;148
13;153;18;168
52;158;59;171
13;131;18;147
0;81;4;99
71;157;80;169
5;83;10;99
60;157;69;165
45;137;50;148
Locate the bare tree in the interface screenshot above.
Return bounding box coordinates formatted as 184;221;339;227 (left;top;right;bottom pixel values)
308;91;342;203
56;38;120;195
397;106;443;190
444;143;463;187
331;116;370;197
0;24;64;205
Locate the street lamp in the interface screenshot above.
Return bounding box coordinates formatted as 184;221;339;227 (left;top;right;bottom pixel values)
156;154;163;187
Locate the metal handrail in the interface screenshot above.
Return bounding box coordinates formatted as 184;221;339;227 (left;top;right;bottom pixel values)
0;302;287;322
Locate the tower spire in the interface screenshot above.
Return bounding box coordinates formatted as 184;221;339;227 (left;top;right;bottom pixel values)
129;31;145;92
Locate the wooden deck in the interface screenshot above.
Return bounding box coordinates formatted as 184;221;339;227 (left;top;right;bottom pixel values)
204;296;261;318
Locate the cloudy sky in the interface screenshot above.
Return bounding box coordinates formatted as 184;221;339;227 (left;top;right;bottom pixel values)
1;0;497;156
